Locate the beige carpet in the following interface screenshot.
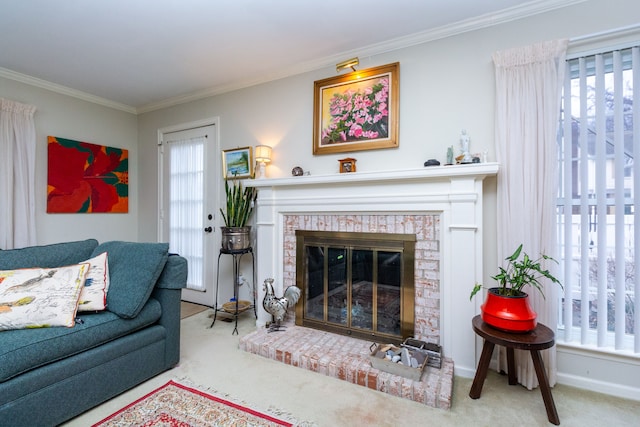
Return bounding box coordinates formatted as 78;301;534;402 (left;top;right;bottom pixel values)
64;310;639;427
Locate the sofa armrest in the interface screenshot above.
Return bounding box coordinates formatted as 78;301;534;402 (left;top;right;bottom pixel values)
156;254;188;290
151;254;187;367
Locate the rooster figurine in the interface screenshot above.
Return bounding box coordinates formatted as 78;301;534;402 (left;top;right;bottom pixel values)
262;278;301;332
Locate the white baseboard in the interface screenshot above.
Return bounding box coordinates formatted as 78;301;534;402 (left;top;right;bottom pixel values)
457;351;640;402
556;372;640;401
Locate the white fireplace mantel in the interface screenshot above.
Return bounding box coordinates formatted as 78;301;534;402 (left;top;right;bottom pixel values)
246;163;498;377
247;163;498;189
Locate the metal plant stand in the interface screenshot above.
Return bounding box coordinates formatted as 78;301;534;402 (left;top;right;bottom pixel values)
210;247;256;335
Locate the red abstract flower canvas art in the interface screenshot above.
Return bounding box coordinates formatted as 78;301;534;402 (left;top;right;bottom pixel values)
47;136;128;213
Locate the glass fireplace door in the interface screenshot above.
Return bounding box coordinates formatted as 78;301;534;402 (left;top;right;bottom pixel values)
296;230;414;343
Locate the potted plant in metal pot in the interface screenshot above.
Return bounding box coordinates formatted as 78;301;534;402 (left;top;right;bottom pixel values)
219;177;257;251
470;244;562;332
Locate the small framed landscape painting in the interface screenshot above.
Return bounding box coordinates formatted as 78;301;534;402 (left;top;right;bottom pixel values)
222;146;254;179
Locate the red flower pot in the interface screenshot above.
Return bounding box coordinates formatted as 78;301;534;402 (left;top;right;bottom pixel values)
480;287;537;333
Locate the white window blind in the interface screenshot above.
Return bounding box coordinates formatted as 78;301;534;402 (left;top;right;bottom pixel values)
558;46;638;353
167;137;205;291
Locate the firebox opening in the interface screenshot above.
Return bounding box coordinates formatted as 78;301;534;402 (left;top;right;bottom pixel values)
295;230;415;344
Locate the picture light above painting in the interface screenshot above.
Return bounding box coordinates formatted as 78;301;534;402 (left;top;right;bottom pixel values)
47;136;129;213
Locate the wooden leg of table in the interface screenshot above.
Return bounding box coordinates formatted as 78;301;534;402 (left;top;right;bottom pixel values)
507;347;517;385
469;340;495;399
530;350;560;425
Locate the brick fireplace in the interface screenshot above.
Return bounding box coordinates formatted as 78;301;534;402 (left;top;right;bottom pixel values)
242;165;498;401
288;216;438;344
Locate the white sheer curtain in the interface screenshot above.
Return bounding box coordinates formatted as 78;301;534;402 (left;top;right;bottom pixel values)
493;39;568;389
166;136;205;291
0;98;37;249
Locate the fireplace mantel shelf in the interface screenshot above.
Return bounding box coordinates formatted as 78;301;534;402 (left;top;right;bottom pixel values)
246;163;498;188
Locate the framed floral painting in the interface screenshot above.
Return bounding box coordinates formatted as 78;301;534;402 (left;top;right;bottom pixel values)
313;62;399;155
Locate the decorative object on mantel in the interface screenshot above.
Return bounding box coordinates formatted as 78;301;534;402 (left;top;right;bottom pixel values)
291;166;304;176
446;146;454;165
313;62;399;155
219;178;257;250
469;244;562;332
459;129;473;164
424;159;440;167
254;145;272;179
338;157;357;173
262;278;301;332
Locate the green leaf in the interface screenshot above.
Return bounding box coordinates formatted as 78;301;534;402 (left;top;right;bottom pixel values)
469;283;483;300
506;243;523;262
220;177;257;227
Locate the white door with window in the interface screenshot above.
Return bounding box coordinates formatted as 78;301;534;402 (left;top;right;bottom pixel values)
159;121;219;306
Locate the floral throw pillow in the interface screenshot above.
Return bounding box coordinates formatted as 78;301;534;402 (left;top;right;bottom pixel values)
0;263;89;330
77;252;110;312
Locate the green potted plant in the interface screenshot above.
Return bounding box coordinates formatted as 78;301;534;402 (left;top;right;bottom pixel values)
470;244;562;332
219;177;257;250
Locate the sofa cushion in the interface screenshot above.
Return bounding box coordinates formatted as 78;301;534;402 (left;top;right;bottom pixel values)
0;239;98;270
0;263;89;331
91;241;169;319
0;298;162;383
77;252;110;312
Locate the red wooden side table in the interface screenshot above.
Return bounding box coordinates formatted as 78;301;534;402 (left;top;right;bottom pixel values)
469;315;560;425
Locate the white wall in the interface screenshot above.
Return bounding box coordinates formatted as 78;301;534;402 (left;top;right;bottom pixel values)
0;77;139;245
138;0;640;231
137;0;640;399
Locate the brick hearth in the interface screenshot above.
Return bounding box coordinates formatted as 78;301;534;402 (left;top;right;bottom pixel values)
239;320;454;410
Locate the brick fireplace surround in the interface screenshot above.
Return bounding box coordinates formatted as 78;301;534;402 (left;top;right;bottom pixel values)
241;165;498;409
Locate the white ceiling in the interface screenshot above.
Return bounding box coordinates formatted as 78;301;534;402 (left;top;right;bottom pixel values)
0;0;576;112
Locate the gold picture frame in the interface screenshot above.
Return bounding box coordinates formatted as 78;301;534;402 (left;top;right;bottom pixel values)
222;146;254;179
313;62;399;155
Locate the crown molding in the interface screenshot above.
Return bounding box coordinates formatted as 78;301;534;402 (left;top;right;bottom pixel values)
0;67;137;114
138;0;585;113
3;0;585;115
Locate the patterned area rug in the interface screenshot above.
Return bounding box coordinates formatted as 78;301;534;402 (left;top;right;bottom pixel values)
93;380;310;427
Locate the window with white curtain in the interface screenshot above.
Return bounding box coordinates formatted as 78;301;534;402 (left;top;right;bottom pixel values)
557;45;638;353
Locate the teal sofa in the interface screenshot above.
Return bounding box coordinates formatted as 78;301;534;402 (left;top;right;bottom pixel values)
0;239;187;426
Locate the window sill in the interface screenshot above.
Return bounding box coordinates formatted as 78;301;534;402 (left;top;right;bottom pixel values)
556;340;640;365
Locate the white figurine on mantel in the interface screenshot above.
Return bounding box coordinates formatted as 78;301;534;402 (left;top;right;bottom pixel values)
460;129;472;163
